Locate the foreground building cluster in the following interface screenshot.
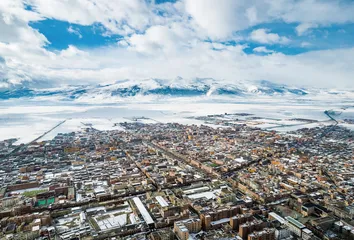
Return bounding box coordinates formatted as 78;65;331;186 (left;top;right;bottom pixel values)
0;115;353;240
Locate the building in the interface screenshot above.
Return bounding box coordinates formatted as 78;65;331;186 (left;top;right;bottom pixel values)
302;228;315;240
248;228;276;240
174;218;201;240
268;212;286;226
285;216;305;237
230;213;253;231
132;197;155;228
239;220;264;239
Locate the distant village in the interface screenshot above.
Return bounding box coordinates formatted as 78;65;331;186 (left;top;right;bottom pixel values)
0;114;353;240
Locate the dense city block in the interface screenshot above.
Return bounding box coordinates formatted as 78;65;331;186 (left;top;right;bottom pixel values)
0;118;353;240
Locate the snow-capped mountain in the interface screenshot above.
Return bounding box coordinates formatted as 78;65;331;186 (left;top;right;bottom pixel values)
0;78;352;102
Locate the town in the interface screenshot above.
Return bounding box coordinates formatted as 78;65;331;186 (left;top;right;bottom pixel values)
0;116;353;240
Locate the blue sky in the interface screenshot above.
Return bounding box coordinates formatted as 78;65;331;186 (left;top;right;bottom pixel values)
30;20;122;50
30;18;354;55
1;0;354;88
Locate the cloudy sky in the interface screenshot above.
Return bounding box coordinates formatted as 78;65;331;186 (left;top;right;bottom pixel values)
0;0;354;89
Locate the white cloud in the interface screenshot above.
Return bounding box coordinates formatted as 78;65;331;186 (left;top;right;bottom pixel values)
0;0;354;89
27;0;156;35
68;26;82;38
296;23;317;36
301;42;312;48
253;46;274;53
184;0;270;39
0;0;42;23
184;0;240;39
0;1;47;47
277;0;354;25
1;39;354;88
4;0;352;41
250;29;290;45
183;0;354;39
126;22;197;55
60;45;88;58
245;7;258;25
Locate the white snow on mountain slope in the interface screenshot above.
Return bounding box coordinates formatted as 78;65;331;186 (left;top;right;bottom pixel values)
4;77;352;103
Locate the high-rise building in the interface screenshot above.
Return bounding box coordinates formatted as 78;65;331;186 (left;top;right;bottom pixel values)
230;213;253;231
239;220;263;240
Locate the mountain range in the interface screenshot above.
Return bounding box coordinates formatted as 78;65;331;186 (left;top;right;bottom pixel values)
0;78;352;102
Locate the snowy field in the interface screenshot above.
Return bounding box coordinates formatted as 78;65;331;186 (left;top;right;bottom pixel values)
0;97;353;144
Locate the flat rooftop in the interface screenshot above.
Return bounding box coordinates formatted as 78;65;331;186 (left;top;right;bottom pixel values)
285;216;305;229
133;197;154;225
155;196;169;207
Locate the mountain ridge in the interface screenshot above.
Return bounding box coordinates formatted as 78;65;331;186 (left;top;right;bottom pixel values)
0;78;352;101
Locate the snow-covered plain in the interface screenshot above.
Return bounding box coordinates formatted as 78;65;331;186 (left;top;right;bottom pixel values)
0;95;353;144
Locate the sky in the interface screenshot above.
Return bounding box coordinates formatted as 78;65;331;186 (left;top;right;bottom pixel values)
0;0;354;89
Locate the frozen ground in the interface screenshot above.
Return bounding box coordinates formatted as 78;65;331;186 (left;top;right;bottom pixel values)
0;96;353;144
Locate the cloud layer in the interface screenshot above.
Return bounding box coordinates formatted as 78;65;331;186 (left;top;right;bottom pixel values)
0;0;354;89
